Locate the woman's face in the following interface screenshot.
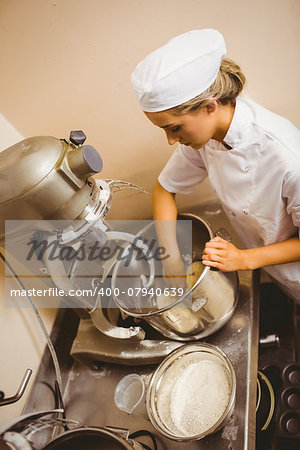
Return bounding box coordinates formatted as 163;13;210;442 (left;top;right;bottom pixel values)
145;105;219;150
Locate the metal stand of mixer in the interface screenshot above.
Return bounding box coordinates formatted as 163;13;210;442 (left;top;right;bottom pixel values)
0;130;184;366
0;130;236;367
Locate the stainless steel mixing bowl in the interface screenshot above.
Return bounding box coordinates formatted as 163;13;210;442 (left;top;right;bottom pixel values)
112;213;239;341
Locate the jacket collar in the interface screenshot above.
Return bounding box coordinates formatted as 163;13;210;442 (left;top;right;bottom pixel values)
223;97;254;149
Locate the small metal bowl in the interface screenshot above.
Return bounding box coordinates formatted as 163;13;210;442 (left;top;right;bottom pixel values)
146;343;236;441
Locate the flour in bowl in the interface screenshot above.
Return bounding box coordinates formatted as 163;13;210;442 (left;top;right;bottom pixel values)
158;358;231;437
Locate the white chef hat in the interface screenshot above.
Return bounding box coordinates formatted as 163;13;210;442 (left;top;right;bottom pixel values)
131;29;226;112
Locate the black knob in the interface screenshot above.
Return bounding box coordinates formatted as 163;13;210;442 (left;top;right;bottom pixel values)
69;130;87;146
82;145;103;174
67;145;103;179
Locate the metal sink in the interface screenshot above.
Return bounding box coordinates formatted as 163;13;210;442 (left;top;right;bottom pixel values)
22;201;260;449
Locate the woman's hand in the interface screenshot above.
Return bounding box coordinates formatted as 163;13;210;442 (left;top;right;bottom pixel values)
202;236;248;271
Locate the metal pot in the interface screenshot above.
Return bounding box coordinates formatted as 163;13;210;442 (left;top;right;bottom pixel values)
0;411;150;450
112;213;239;341
43;427;146;450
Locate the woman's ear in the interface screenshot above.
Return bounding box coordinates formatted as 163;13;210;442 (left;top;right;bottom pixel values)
206;100;218;114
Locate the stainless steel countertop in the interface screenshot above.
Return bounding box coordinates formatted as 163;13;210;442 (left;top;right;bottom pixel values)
23;200;260;450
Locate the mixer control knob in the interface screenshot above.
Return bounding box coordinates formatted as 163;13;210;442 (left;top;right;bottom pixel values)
69;130;87;146
67;145;103;179
81;145;103;174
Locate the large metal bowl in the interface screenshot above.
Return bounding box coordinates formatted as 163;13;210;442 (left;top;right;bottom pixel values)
146;343;236;441
112;213;239;341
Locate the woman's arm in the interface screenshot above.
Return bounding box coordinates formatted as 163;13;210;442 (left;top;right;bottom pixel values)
152;180;179;256
152;180;178;219
152;180;185;286
202;236;300;271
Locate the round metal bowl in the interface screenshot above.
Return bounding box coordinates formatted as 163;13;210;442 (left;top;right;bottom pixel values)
112;213;239;341
146;343;236;441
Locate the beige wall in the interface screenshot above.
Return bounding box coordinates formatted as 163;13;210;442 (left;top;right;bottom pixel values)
0;0;299;424
0;0;299;217
0;114;23;152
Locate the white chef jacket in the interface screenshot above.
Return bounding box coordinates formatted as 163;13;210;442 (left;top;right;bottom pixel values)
158;97;300;302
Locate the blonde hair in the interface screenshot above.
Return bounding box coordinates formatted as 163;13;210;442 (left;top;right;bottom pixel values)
170;58;246;114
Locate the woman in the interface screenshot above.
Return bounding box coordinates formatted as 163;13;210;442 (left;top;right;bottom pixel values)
131;29;300;302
